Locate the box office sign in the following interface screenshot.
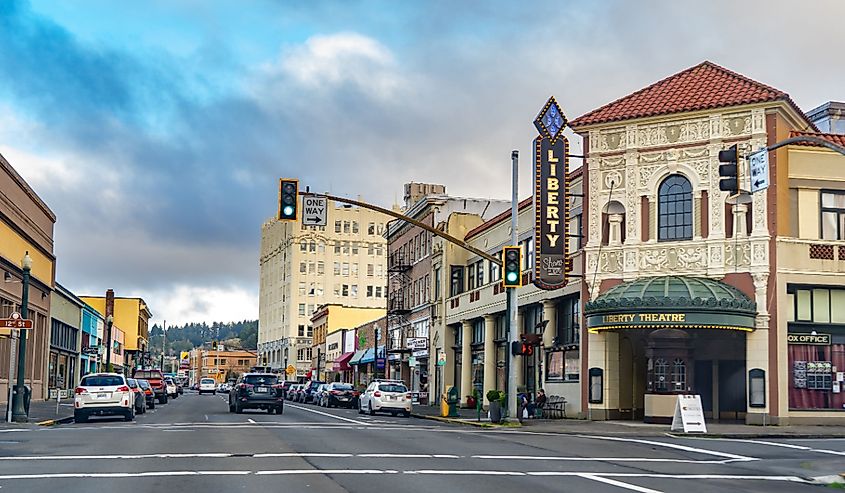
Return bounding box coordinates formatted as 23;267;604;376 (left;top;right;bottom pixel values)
533;96;571;290
787;333;831;345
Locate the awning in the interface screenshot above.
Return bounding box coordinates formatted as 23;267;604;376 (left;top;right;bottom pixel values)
359;348;376;364
332;352;355;372
349;349;367;366
584;275;757;333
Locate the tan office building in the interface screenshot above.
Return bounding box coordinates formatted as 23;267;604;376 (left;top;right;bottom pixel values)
258;200;387;379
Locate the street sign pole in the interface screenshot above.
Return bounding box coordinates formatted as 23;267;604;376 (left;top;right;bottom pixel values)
507;150;519;421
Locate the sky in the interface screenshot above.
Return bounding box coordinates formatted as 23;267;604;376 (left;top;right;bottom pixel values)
1;0;843;325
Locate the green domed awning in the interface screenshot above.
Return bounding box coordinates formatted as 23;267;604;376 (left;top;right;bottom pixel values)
584;276;757;333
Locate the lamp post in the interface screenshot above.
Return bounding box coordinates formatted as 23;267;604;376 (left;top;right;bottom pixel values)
105;315;114;372
11;252;33;423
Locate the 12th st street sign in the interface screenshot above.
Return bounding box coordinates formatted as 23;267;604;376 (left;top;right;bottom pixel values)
533;96;571;290
302;196;327;227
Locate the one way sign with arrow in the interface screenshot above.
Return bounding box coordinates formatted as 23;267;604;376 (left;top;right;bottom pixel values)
749;149;770;194
302;196;327;226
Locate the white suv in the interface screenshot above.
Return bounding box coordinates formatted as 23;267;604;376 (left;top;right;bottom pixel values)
199;378;217;395
74;373;136;423
359;380;412;417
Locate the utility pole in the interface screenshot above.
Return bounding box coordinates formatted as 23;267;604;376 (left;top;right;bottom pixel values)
11;252;32;422
507;151;519;421
160;320;166;371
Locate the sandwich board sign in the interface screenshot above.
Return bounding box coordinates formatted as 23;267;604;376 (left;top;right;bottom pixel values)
302;196;327;227
670;394;707;433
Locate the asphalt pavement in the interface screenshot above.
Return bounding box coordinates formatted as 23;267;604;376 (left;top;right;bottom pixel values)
0;391;843;492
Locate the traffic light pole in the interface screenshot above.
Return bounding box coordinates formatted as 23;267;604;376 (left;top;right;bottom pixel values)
507;150;519;422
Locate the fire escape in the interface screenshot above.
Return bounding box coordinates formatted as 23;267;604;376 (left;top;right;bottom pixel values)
387;250;412;360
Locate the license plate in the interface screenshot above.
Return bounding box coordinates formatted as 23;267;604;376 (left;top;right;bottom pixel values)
256;387;268;393
338;397;348;401
97;393;109;399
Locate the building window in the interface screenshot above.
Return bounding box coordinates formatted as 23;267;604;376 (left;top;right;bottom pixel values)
300;241;307;252
317;261;325;275
450;266;464;297
367;264;374;277
352;221;359;234
298;325;305;337
367;286;374;297
556;295;580;346
299;262;306;273
335;221;342;233
546;349;579;382
368;244;375;256
467;264;476;290
375;286;383;298
653;358;669;392
472;319;484;345
351;285;358;297
434;267;441;301
821;191;845;240
368;222;375;235
658;174;693;241
333;262;341;275
475;260;484;287
671;358;687;392
489;253;500;284
298;304;306;316
343;221;350;233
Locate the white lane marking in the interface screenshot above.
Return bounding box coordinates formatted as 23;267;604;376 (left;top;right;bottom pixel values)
256;469;398;475
471;455;741;464
0;471;250;480
253;453;353;458
573;434;755;461
406;470;525;476
0;453;234;461
286;404;369;425
578;474;663;493
247;419;256;424
683;437;845;457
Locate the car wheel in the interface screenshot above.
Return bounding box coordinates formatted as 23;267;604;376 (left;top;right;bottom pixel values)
74;411;88;423
267;407;275;414
228;400;235;413
276;405;283;415
124;408;135;422
403;411;411;418
368;402;375;416
149;399;155;410
358;401;364;414
235;403;243;414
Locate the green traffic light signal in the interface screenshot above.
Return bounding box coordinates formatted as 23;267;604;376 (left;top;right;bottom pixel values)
502;246;522;288
278;179;299;221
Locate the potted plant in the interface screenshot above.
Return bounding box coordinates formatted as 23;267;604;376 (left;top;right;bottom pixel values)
487;390;503;423
466;389;478;409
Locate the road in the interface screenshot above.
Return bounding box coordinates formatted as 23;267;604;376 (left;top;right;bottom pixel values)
0;392;842;492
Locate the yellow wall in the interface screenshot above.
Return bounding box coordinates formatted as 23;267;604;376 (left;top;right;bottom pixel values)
80;297;150;352
787;146;845;241
0;221;53;285
326;306;384;335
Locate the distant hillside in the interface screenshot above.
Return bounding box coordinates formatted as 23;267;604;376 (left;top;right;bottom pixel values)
149;320;258;355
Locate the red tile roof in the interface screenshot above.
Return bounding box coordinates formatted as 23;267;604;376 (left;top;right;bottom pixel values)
789;130;845;148
570;61;793;128
465;196;533;240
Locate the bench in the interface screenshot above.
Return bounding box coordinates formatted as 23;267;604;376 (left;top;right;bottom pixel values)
537;395;567;419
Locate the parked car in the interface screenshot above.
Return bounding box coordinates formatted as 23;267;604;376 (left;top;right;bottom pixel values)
74;373;137;423
359;380;412;417
286;384;302;401
319;382;356;408
228;373;284;414
199;378;217;395
164;377;179;399
132;369;168;404
126;378;147;415
300;381;326;404
136;379;156;409
218;382;231;394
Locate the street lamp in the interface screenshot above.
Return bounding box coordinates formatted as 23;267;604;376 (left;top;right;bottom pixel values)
11;252;33;423
105;314;114;372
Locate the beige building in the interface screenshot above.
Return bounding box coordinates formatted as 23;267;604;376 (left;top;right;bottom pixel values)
571;61;845;425
258;201;387;379
189;348;258;383
310;304;384;381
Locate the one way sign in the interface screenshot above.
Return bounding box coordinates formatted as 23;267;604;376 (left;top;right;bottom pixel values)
302;196;327;227
749;149;770;193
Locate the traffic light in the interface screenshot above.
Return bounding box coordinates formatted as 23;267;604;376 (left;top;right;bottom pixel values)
278;178;299;221
502;246;522;288
718;145;739;194
511;341;534;356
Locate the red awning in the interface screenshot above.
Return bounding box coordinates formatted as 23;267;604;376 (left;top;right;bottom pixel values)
332;352;355;372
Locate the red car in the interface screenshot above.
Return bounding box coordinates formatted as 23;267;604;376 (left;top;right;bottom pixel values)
132;369;168;404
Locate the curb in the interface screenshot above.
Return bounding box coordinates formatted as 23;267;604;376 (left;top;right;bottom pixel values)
412;414;520;428
666;432;845;439
35;416;74;427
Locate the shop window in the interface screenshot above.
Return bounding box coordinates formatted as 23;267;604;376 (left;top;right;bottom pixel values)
547;348;580;382
472;319;484;345
652;358;669;392
671;358;687;392
821;191;845;240
556;295;580;346
658;174;693;241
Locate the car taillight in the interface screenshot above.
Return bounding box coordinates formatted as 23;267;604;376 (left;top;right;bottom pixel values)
373;391;381;397
75;387;87;395
117;386;130;392
239;383;253;390
331;390;341;395
353;391;360;397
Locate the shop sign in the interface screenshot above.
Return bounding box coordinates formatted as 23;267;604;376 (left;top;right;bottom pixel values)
406;337;427;350
587;311;755;332
436;352;447;367
533;96;571;290
787;333;831;345
670;394;707;434
412;349;428;358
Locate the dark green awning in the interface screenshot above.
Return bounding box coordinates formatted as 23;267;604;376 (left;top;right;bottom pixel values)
584;276;757;333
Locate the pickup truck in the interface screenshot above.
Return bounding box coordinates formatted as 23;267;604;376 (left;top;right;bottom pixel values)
132;369;168;404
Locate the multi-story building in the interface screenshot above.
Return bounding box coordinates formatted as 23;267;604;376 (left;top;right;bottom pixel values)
79;303;104;376
349;315;388;387
386;183;509;396
0;152;55;403
309;304;383;381
258;200;388;379
570;60;845;424
48;284;84;396
81;291;151;370
441;175;584;412
189;348;258;383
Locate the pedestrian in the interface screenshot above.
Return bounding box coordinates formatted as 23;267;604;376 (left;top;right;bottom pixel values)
518;392;529;422
534;389;547;418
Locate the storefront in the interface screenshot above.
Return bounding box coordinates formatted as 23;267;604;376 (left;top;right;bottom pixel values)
786;285;845;411
585;276;757;423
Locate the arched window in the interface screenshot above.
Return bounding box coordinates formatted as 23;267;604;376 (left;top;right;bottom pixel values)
672;358;687;392
658;174;693;241
653;358;669;392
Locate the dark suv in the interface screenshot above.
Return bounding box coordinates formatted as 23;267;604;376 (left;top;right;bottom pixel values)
228;373;284;414
300;380;326;404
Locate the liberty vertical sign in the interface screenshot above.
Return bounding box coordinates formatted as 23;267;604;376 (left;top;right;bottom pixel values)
533;97;571;290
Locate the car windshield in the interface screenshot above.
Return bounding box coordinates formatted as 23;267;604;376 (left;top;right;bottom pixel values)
244;375;278;385
127;379;138;387
165;378;174;383
138;380;150;389
332;384;353;390
81;375;124;387
134;371;162;379
378;384;407;393
201;378;215;384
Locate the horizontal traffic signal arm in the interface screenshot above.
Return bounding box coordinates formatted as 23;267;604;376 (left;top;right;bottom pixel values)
299;191;501;267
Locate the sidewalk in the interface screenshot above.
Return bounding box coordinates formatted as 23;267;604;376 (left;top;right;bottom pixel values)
412;405;845;438
0;398;75;427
